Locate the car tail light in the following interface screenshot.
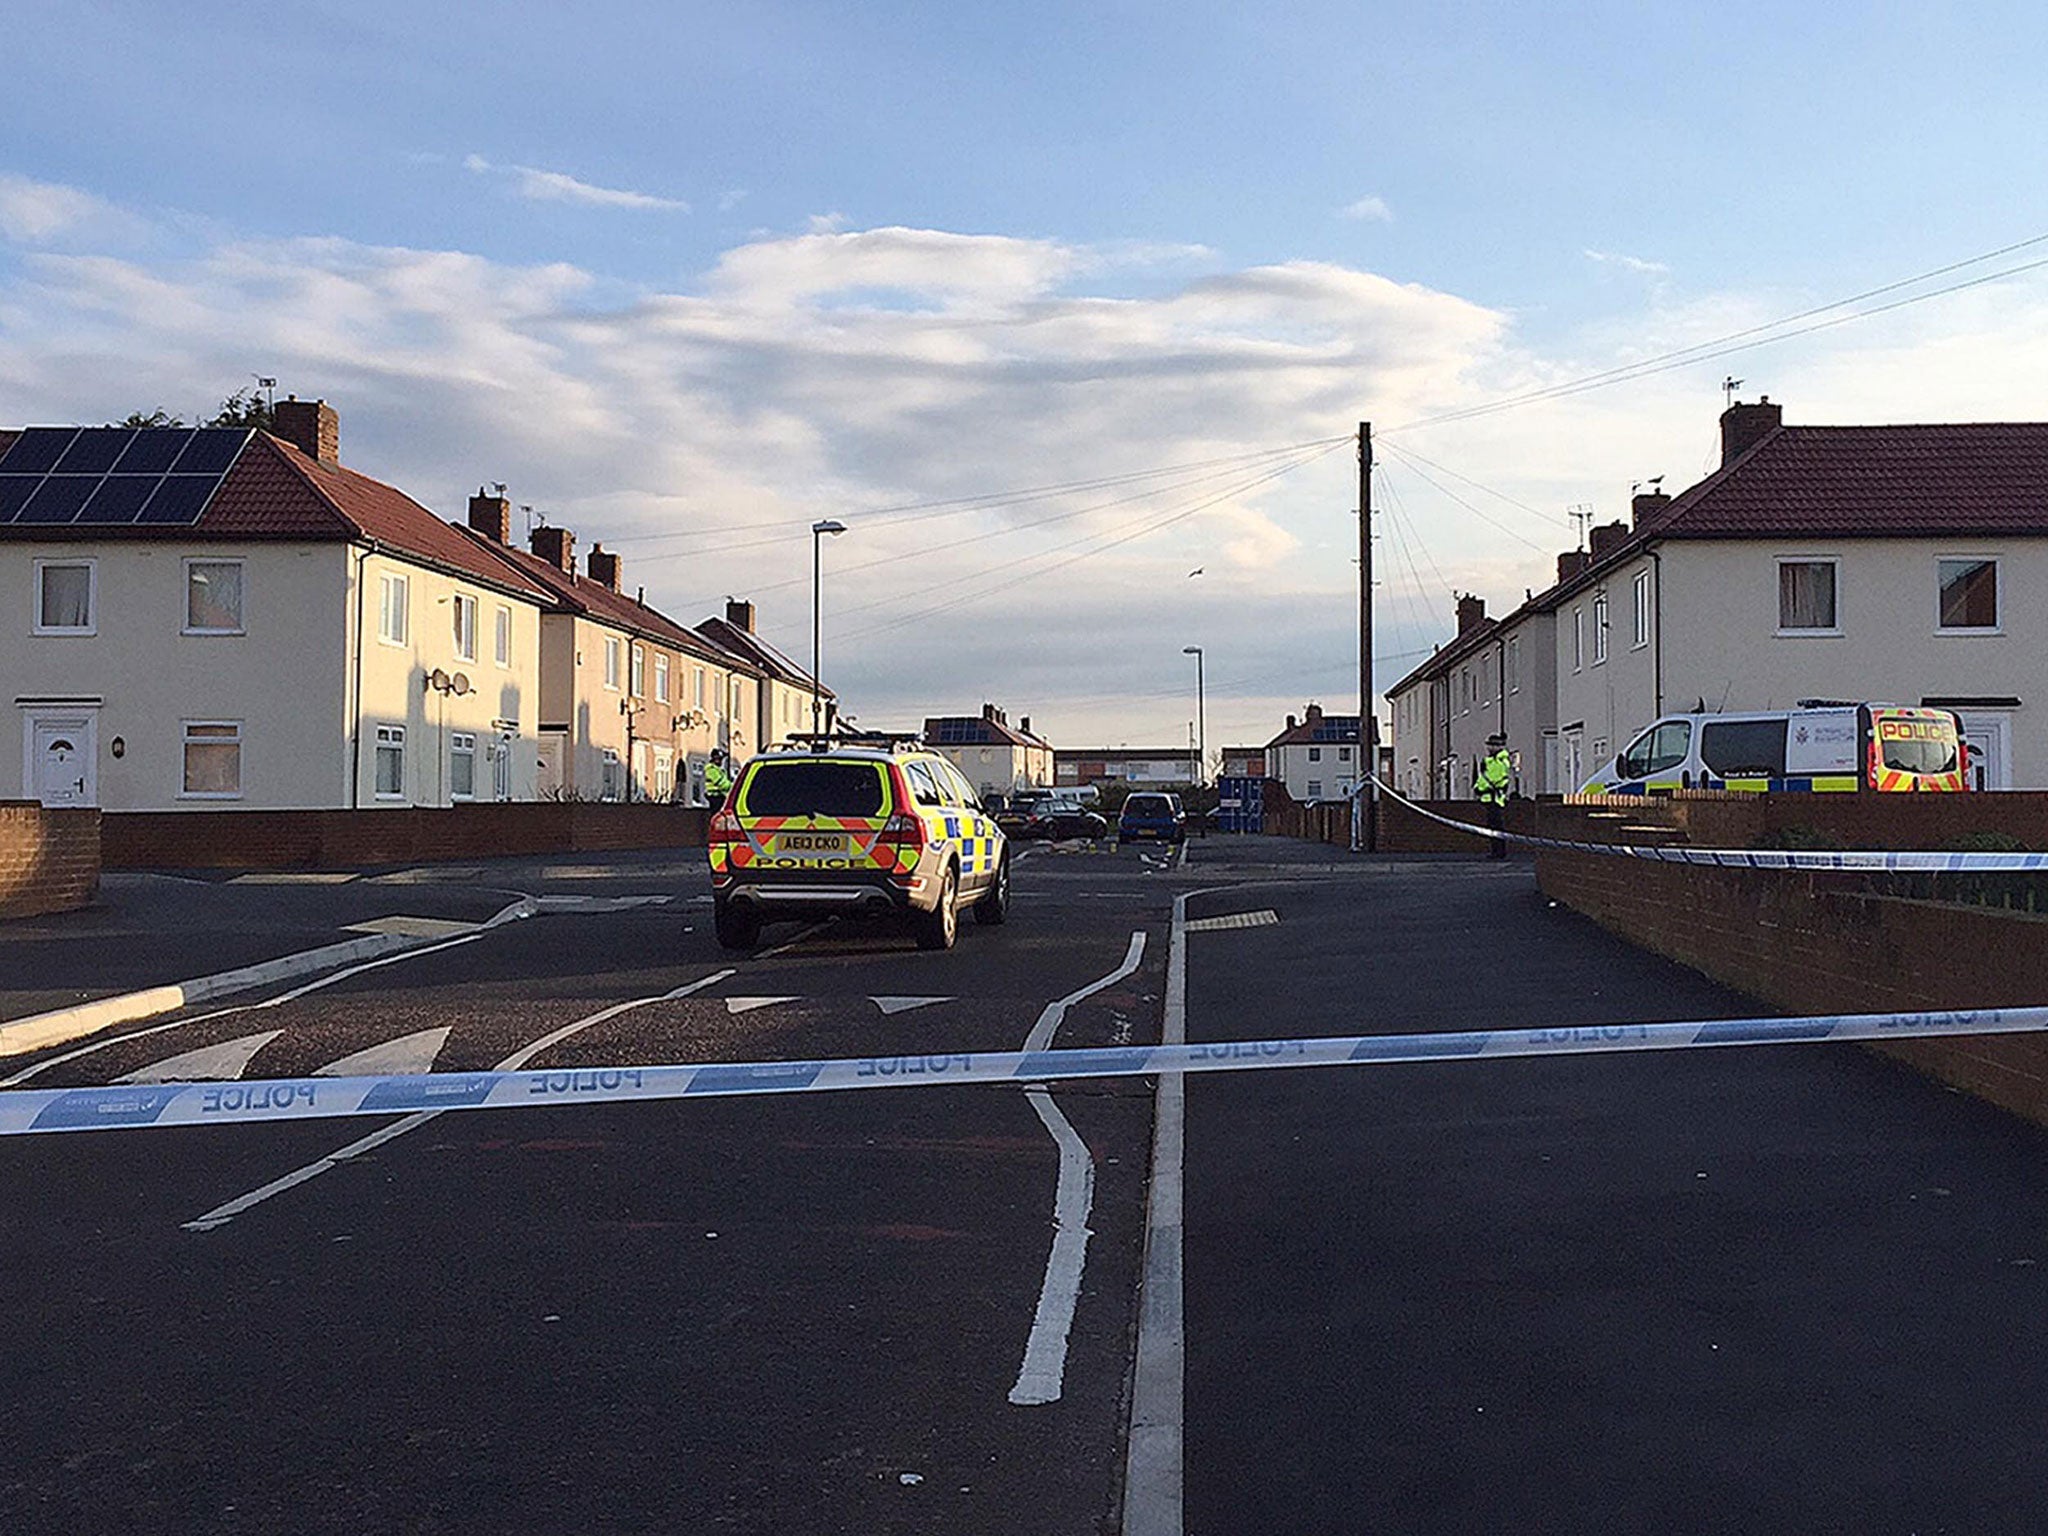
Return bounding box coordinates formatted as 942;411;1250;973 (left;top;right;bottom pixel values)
709;806;741;843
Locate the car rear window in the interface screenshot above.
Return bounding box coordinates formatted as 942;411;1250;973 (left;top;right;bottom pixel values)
1124;794;1174;815
740;760;889;818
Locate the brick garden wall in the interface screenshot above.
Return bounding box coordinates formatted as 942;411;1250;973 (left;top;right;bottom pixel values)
102;802;707;872
0;802;101;919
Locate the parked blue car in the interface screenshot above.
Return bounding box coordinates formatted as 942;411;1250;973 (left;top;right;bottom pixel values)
1118;791;1186;844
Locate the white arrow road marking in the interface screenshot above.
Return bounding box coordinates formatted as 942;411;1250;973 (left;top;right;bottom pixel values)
1010;929;1147;1407
314;1027;452;1078
119;1030;282;1084
182;969;735;1234
872;996;952;1015
343;916;479;940
725;996;800;1015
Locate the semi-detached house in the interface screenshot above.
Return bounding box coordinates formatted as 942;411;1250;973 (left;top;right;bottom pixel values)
697;601;837;751
2;400;555;811
1389;398;2048;796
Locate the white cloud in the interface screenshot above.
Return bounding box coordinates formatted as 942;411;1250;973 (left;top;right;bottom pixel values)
5;188;2045;745
1584;247;1670;276
1339;196;1394;223
0;172;138;244
464;154;688;212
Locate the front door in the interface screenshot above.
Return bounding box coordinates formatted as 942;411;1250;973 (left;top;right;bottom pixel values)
536;732;566;798
28;714;96;807
1956;712;2011;791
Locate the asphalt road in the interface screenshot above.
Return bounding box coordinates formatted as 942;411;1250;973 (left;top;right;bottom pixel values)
5;835;2048;1533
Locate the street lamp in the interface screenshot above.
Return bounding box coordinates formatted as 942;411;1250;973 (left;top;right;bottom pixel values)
1182;645;1205;787
811;519;848;736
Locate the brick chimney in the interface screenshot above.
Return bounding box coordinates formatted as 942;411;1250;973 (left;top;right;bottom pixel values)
1557;549;1590;583
1588;520;1629;560
272;396;338;467
725;598;757;633
1631;490;1672;527
981;702;1006;725
467;487;511;544
1721;395;1782;466
1020;715;1032;736
586;542;621;592
531;524;575;574
1305;703;1324;725
1456;593;1487;635
1286;714;1299;730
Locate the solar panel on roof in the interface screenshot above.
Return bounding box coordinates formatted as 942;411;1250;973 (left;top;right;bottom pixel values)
0;426;248;528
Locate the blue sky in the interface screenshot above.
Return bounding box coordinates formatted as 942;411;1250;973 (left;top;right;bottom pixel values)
6;1;2048;750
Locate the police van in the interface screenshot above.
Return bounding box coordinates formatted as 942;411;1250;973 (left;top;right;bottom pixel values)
1580;702;1968;795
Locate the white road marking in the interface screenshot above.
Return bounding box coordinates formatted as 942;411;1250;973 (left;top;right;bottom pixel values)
1010;929;1147;1407
872;996;952;1015
315;1027;452;1077
725;996;800;1015
230;872;357;885
181;969;735;1234
119;1030;282;1084
343;915;480;939
1182;909;1278;933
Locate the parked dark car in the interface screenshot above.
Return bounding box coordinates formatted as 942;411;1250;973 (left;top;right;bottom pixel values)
1023;800;1108;841
1118;791;1186;844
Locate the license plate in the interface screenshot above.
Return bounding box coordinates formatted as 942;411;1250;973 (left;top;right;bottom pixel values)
775;833;847;856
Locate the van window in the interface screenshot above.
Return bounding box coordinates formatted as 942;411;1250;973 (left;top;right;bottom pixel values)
740;760;889;818
1700;719;1788;777
1618;720;1691;779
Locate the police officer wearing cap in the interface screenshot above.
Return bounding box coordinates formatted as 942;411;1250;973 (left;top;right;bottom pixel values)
1475;733;1512;860
704;747;735;812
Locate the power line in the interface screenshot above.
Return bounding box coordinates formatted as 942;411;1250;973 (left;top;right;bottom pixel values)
1378;443;1555;554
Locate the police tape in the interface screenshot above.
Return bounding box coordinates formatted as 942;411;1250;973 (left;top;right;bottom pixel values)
5;1001;2045;1138
1368;776;2048;872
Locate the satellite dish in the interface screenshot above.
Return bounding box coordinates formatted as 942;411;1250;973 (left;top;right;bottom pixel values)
429;668;450;692
452;672;472;697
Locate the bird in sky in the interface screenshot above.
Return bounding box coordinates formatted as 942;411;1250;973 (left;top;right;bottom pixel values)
1188;567;1204;578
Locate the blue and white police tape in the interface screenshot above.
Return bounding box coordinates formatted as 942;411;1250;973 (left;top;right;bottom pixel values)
1369;776;2048;872
5;1001;2044;1138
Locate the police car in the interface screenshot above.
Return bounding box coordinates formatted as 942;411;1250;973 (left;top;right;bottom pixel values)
707;733;1009;951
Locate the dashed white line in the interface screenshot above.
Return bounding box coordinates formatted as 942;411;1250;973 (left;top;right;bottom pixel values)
1010;929;1147;1407
181;969;735;1234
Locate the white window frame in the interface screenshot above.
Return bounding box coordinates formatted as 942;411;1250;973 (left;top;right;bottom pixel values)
179;719;243;799
630;644;645;698
1507;635;1520;694
183;559;246;636
378;573;410;647
1632;570;1651;649
452;592;478;662
374;723;407;800
1776;556;1842;636
1592;592;1609;665
449;730;478;801
1572;607;1584;672
655;652;670;703
1935;555;2002;635
494;604;512;668
693;667;706;709
33;558;97;636
604;637;622;690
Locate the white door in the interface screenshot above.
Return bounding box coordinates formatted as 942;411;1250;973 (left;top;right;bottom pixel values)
1956;712;2011;790
28;714;97;807
536;733;566;798
492;733;514;801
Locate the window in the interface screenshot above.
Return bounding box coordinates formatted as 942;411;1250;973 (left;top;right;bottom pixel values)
374;724;406;798
453;593;478;661
1572;608;1584;671
1507;636;1520;693
1632;571;1651;648
1938;558;1999;630
694;667;706;708
378;574;409;645
603;637;622;689
1338;746;1351;762
1617;720;1691;780
494;605;512;667
630;644;645;698
655;653;670;702
1306;780;1323;798
34;560;95;634
1308;746;1322;762
185;560;244;633
1778;560;1838;631
1592;593;1609;664
1700;719;1787;778
449;732;477;799
181;721;242;797
905;759;947;806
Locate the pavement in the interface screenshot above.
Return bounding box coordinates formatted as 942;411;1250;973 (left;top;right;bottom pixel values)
3;834;2046;1533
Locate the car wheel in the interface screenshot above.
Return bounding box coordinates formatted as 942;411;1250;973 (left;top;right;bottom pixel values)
915;863;959;950
974;852;1010;926
714;898;762;951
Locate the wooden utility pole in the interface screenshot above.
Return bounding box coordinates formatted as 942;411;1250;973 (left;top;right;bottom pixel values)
1357;421;1377;852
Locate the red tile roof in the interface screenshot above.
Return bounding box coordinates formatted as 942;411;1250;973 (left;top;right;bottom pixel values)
698;615;834;697
457;528;753;667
